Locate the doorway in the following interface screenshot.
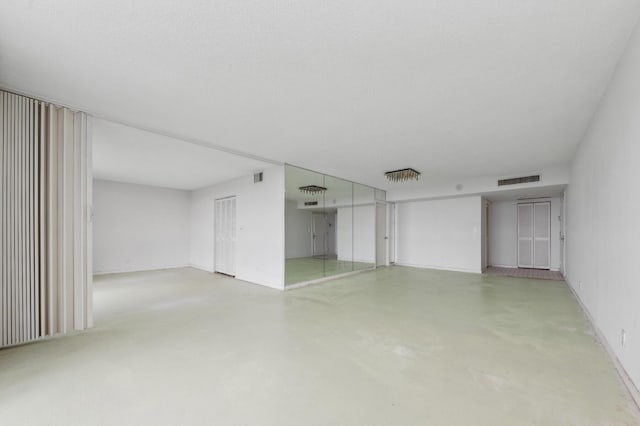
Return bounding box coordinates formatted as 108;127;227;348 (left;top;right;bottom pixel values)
376;202;387;267
312;212;335;257
215;196;236;276
517;202;551;269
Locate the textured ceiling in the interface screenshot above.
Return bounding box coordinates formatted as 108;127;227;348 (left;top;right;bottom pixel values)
93;119;273;190
1;1;639;191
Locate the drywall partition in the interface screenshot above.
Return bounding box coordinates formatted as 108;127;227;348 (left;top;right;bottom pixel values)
190;166;285;289
92;180;190;274
566;21;640;394
285;200;312;259
490;198;562;270
395;196;482;273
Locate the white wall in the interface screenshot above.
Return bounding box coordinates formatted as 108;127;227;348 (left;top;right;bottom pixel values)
336;205;375;263
489;201;518;268
285;200;312;259
395;196;482;273
190;166;285;289
489;198;562;271
566;21;640;392
481;199;488;271
93;180;190;274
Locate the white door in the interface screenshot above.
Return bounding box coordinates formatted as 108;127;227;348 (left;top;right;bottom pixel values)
517;201;551;270
376;202;387;267
215;197;236;276
312;213;327;256
518;203;534;268
533;202;551;269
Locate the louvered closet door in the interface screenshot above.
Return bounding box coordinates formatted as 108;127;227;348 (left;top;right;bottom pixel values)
533;202;551;269
517;203;534;268
215;197;236;276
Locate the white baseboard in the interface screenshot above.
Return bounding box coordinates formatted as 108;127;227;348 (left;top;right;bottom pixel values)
189;263;215;273
488;264;562;273
566;278;640;410
285;267;375;291
489;263;518;269
95;264;284;290
234;274;284;291
93;264;189;275
394;262;482;274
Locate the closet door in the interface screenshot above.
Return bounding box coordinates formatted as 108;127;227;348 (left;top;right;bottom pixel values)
215;197;236;276
517;203;534;268
533;202;551;269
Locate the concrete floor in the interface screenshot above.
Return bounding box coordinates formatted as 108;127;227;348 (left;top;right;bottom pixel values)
0;267;638;425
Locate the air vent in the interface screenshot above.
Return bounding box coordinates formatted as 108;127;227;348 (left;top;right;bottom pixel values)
498;175;540;186
253;172;263;183
304;201;318;206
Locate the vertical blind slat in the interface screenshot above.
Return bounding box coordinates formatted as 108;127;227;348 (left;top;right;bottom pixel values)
27;98;34;342
39;102;47;337
33;100;40;339
16;94;22;345
0;92;4;346
8;94;13;345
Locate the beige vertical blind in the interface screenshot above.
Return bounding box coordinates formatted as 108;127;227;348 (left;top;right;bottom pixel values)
1;90;92;348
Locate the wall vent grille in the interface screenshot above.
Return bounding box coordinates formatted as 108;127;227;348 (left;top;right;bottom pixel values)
498;175;540;186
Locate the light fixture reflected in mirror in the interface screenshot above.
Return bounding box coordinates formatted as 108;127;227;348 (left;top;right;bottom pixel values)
385;168;421;182
299;185;327;195
285;164;382;287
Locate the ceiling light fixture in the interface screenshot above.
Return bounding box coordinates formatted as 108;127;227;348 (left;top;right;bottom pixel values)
299;185;327;194
385;168;421;182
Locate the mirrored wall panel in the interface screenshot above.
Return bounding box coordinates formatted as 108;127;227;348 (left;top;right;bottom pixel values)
352;183;376;272
285;165;379;286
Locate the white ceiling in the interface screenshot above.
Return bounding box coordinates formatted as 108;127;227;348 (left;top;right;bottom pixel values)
93;119;273;190
2;1;639;191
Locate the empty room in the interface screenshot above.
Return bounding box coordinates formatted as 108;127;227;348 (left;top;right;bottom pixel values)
1;1;640;425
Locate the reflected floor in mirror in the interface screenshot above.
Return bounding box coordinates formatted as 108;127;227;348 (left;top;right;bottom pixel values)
285;257;374;286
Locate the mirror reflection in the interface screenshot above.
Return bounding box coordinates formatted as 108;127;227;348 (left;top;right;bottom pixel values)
285;164;378;286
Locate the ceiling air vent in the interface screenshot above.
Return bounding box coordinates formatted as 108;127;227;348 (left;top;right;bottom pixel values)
304;201;318;206
498;175;540;186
